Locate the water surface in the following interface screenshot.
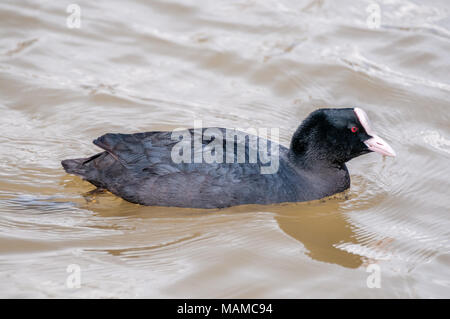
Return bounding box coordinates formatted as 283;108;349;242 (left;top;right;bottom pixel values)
0;0;449;298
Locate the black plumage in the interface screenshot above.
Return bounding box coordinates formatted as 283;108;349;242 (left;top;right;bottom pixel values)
62;108;391;208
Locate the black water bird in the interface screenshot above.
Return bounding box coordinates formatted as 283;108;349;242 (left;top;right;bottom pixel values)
62;108;395;208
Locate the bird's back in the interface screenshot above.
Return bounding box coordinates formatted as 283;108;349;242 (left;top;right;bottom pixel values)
62;128;309;208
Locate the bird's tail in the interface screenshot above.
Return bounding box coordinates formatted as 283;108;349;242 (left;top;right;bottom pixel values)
62;152;107;188
61;157;90;176
61;152;104;178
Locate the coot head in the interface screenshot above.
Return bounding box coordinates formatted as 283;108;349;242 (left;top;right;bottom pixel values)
290;108;395;168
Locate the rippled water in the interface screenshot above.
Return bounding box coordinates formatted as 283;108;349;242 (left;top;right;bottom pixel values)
0;0;449;298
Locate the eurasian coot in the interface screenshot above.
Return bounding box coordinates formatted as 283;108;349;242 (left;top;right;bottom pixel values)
62;108;395;208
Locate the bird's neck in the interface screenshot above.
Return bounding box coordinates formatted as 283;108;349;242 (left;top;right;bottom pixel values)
288;125;350;190
289;150;346;172
289;136;342;170
288;150;350;197
288;137;350;193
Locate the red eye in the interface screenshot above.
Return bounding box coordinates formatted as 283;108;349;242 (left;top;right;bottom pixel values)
351;126;358;133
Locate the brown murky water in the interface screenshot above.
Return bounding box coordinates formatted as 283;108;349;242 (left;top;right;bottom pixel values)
0;0;449;298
